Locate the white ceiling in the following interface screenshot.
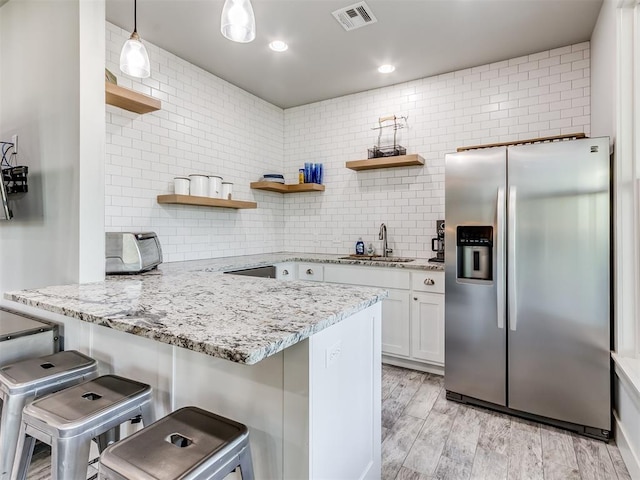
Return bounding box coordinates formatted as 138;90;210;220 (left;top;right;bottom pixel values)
106;0;604;109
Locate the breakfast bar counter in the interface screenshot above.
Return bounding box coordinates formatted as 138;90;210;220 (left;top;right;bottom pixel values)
4;260;388;479
5;271;386;365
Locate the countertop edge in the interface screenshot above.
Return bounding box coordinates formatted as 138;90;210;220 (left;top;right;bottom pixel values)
5;288;389;365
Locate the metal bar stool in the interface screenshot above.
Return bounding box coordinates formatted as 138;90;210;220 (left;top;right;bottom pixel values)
0;350;97;480
98;406;255;480
12;374;155;480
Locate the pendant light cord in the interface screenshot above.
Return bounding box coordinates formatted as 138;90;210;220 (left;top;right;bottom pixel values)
133;0;138;34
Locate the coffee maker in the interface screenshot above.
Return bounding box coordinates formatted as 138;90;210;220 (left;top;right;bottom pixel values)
429;220;445;263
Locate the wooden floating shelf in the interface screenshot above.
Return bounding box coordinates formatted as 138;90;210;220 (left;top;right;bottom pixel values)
345;154;425;171
157;194;257;209
250;182;325;193
105;82;161;114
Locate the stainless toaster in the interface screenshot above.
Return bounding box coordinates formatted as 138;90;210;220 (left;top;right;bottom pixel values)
105;232;163;274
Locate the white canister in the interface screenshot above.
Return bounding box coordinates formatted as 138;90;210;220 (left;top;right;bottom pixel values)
208;176;223;198
173;177;190;195
221;182;233;200
189;174;208;197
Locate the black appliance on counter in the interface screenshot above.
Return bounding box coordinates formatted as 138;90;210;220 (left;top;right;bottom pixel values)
429;220;445;263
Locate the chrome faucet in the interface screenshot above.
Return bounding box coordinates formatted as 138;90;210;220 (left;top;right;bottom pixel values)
379;223;393;257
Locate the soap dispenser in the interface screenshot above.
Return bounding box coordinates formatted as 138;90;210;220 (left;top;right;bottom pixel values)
355;237;365;255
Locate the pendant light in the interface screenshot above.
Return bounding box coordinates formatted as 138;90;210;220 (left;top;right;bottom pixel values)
120;0;151;78
220;0;256;43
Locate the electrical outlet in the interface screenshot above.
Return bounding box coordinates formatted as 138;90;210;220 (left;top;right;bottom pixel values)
11;134;17;155
325;340;342;368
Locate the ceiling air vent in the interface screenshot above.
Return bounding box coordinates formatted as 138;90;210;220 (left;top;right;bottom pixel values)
331;1;378;32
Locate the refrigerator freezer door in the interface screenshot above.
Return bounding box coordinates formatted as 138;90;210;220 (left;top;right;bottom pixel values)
445;146;507;406
507;137;610;431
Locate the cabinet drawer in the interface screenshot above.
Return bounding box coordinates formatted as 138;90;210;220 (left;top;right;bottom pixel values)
411;271;445;294
297;263;324;282
275;263;296;281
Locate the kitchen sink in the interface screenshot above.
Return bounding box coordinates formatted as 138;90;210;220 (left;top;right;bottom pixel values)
338;256;415;263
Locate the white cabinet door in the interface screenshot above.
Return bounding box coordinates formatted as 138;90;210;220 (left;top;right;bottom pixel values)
275;263;296;281
382;288;411;357
410;292;444;364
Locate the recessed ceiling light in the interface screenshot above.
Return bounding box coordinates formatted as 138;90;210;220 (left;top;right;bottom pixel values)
378;64;395;74
269;40;289;52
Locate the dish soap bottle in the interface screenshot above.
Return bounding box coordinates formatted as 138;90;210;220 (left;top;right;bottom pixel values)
367;242;375;255
355;237;365;255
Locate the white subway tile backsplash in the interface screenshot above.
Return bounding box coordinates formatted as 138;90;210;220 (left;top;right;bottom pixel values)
105;22;284;262
282;42;590;258
105;20;589;261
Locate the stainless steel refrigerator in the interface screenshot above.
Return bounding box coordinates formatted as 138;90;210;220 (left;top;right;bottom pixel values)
444;137;611;440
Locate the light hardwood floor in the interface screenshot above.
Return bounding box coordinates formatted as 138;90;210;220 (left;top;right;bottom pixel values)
381;364;632;480
24;364;632;480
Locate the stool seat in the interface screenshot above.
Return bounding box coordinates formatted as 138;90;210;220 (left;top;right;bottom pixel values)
0;350;97;480
99;406;254;480
12;374;154;480
0;350;96;396
23;375;151;439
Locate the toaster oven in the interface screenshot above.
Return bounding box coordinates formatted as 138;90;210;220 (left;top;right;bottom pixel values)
105;232;163;274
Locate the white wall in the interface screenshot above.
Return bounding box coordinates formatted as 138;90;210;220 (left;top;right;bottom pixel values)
282;43;591;258
591;0;617;141
79;0;106;283
0;0;105;303
593;0;640;476
105;22;285;263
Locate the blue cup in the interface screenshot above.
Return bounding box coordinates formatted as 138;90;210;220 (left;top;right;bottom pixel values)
304;163;312;183
316;163;323;184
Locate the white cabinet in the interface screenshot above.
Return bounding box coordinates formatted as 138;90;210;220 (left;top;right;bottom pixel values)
289;262;445;372
324;265;412;359
382;289;411;357
275;263;296;281
297;263;324;282
411;292;445;365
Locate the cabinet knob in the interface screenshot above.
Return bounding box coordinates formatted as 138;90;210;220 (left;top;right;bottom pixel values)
306;269;314;275
282;269;289;275
424;278;435;286
414;297;418;301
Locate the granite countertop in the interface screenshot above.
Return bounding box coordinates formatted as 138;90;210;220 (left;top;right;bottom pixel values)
152;252;445;276
5;270;387;365
4;252;440;365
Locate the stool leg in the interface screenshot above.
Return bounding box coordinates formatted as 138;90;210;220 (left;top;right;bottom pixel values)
96;427;120;453
10;423;35;480
51;437;91;480
238;444;255;480
0;394;27;480
140;401;156;426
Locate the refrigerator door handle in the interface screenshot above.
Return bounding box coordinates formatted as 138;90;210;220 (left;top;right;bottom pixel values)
508;186;517;331
496;187;505;329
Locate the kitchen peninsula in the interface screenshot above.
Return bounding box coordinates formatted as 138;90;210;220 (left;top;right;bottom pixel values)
4;257;388;479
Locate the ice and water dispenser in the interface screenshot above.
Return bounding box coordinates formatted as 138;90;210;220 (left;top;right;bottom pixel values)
456;226;493;281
